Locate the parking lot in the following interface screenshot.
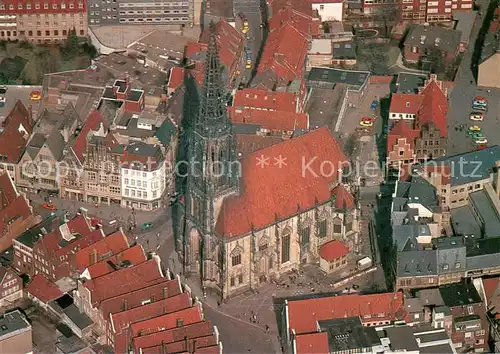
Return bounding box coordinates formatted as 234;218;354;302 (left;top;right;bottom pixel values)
448;88;500;154
0;85;42;121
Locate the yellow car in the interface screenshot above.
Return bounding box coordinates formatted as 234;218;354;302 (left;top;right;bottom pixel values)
242;25;249;34
30;91;42;100
359;119;373;127
469;125;481;131
245;60;252;69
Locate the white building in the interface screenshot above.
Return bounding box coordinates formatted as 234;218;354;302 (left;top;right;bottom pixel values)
120;141;166;211
311;0;344;22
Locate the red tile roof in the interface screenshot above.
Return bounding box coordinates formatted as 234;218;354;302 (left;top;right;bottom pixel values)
141;335;218;354
389;94;423;114
84;258;164;307
130;306;203;338
75;229;129;272
99;278;182;321
85;244;146;279
236;134;284;157
270;0;313;18
26;274;63;303
387;120;419;155
215;127;350;237
233;88;298;112
268;3;312;34
199;18;245;76
111;293;192;353
319;240;349;261
0;173;32;237
416;79;448;137
258;23;309;83
132;320;215;353
72;110;107;164
229;107;309;131
0;100;34;164
287;291;405;334
331;184;355;210
295;333;329;354
168;67;185;91
185;42;206;58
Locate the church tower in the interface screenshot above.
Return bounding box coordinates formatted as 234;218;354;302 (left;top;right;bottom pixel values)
182;23;238;288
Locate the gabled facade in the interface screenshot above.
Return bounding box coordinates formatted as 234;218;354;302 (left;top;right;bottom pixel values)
0;266;23;307
16;103;80;193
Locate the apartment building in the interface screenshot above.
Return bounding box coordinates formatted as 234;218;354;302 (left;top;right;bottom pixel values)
86;0;193;26
120;141;166;210
0;0;87;43
401;0;474;23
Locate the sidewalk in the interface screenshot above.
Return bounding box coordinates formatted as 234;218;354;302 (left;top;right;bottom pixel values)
28;192;165;227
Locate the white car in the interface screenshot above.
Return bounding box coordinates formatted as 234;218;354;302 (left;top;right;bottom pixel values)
470;113;484;121
475;138;488;144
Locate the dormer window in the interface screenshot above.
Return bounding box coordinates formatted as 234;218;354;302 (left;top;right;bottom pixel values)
443;264;449;270
406;102;410;107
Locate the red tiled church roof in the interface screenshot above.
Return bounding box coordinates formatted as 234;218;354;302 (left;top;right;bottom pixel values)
331;184;355;210
216;127;349;237
168;67;185;91
319;240;349;261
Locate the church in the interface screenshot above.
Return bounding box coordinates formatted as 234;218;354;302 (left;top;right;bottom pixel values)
177;28;360;299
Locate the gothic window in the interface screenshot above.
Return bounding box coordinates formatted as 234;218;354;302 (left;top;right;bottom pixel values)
281;234;290;264
259;235;269;251
232;254;241;267
346;221;353;232
230;277;235;286
318;219;328;237
333;223;342;234
269;255;273;270
300;226;310;245
238;274;243;284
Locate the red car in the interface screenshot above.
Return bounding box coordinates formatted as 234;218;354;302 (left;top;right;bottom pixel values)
42;203;57;211
476;144;488;150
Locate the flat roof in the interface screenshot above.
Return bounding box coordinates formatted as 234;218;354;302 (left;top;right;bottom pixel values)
451;206;481;237
308;67;369;91
469;189;500;237
0;310;31;339
309;39;332;54
396;73;428;94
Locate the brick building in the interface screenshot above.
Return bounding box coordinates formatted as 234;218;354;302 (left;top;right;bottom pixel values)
0;266;23;307
0;171;40;253
0;0;87;43
401;0;474;23
403;24;462;64
0;100;35;183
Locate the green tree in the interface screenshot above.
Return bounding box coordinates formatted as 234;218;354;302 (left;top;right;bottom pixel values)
421;47;444;74
62;28;80;59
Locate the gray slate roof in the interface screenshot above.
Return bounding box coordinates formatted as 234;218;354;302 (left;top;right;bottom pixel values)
396;73;428;94
397;250;437;277
469;189;500;238
435;237;466;275
431;145;500;186
405;24;462;54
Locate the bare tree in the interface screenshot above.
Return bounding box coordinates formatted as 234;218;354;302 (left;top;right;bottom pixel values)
373;3;399;38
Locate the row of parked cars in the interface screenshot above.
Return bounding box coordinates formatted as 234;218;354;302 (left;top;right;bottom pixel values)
468;96;488;148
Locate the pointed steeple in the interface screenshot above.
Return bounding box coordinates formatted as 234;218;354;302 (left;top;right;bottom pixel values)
197;22;230;137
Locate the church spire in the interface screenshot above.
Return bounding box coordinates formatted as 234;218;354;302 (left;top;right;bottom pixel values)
197;22;230;136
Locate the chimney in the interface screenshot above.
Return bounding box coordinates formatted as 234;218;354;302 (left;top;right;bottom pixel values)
116;252;122;265
122;299;127;311
162;287;167;299
90;249;97;265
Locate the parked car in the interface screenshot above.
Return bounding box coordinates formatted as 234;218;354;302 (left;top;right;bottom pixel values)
475;137;488;144
467;126;481;134
42;203;57;211
0;97;5;107
359;117;374;127
141;222;153;230
470;112;484;121
0;86;6;94
370;100;377;110
30;91;42;100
